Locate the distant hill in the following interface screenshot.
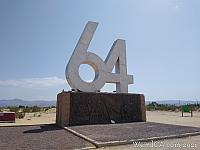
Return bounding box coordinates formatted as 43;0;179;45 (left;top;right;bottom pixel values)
1;99;198;107
0;99;56;107
146;100;199;106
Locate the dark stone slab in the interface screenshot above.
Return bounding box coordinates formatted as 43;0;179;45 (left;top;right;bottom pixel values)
0;124;94;150
56;92;146;127
69;122;200;146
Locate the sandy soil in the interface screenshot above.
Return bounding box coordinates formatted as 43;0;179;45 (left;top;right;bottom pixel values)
0;108;56;126
147;110;200;127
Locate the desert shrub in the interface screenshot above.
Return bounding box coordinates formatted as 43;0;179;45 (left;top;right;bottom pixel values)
32;106;40;112
23;106;32;113
44;107;50;112
9;107;20;113
191;103;200;111
19;105;25;108
146;106;155;111
146;102;179;111
15;111;25;119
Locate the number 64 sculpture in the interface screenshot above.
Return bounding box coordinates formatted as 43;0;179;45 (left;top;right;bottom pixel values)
66;21;133;93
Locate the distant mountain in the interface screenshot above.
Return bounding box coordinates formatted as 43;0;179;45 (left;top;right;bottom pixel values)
0;99;56;107
146;100;199;106
1;99;198;107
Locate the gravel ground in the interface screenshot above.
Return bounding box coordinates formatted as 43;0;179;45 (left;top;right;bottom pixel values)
0;124;94;150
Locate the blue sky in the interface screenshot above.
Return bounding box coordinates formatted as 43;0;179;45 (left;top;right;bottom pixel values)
0;0;199;101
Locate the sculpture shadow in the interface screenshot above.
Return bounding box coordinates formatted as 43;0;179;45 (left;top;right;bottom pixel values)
23;124;62;133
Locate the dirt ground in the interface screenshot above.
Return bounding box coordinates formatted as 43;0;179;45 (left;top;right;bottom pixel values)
0;108;56;126
147;110;200;127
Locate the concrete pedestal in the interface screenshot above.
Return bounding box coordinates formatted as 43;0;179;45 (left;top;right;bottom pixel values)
56;92;146;127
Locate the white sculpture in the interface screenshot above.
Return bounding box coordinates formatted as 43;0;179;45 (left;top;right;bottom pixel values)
66;21;133;93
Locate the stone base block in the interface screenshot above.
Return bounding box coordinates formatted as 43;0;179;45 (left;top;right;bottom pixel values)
56;92;146;127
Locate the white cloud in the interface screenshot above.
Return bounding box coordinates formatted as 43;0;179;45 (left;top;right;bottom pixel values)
0;77;66;89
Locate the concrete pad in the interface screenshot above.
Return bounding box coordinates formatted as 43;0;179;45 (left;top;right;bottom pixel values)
67;122;200;148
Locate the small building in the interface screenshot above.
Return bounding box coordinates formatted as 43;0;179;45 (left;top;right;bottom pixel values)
0;112;15;123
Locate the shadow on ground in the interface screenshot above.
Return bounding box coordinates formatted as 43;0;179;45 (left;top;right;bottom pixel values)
23;124;62;133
